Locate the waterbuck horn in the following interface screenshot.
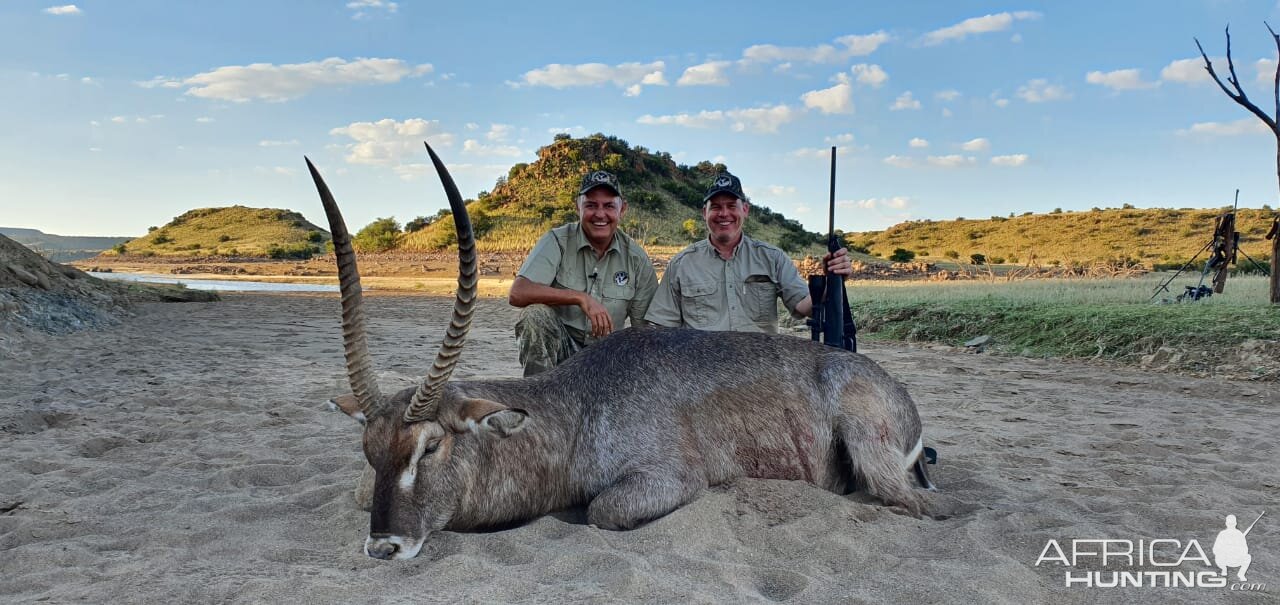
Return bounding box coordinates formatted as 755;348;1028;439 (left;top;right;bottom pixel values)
305;157;382;416
404;143;477;423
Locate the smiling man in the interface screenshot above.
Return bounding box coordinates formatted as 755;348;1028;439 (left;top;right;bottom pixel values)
646;171;852;333
508;170;658;376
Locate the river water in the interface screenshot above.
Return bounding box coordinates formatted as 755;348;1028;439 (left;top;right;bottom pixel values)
88;272;339;292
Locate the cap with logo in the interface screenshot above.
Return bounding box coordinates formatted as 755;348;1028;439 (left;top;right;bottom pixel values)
703;172;748;203
579;170;622;197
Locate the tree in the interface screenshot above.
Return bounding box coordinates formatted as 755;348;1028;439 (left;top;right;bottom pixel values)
354;217;401;253
889;248;916;262
682;218;701;240
970;253;987;265
1197;24;1280;303
404;215;436;233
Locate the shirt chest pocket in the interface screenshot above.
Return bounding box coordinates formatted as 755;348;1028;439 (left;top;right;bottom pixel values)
743;275;779;323
680;280;720;324
601;281;636;302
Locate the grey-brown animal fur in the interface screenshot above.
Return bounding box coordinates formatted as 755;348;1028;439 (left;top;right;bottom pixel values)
308;144;929;560
347;325;929;560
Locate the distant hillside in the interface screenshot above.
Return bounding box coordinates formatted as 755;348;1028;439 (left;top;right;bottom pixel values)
0;227;131;262
849;206;1277;267
105;206;330;259
401;133;821;254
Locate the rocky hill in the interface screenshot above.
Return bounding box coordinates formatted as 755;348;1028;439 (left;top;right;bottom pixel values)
401;133;822;253
849;206;1277;268
106;206;330;259
0;227;131;262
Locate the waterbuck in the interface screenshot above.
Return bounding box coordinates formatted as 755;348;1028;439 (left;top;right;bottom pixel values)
309;144;932;560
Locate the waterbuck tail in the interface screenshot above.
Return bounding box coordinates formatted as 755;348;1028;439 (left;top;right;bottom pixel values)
839;417;925;515
306;157;382;416
404;143;477;423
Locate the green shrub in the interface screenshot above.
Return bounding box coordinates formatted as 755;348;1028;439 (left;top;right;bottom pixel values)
353;217;401;253
889;248;916;262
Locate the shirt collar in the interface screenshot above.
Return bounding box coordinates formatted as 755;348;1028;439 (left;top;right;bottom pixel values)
572;222;623;255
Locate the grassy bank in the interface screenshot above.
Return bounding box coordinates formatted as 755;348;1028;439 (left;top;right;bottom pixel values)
846;275;1280;376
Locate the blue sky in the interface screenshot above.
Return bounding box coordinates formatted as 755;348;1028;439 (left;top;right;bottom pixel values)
5;1;1280;237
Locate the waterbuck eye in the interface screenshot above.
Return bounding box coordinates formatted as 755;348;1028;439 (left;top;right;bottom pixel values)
422;440;441;455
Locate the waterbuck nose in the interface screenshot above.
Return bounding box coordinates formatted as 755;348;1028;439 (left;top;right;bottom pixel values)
366;539;399;560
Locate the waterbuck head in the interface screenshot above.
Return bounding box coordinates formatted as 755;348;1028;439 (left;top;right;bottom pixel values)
307;144;528;560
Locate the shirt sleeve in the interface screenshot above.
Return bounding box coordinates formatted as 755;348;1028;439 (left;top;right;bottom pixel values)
628;255;659;327
516;231;562;285
643;256;683;327
775;250;810;314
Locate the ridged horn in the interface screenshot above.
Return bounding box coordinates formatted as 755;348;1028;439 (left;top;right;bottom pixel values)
404;143;477;423
305;157;382;416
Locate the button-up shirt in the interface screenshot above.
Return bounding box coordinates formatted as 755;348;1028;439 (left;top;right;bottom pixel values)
645;234;808;333
517;222;658;345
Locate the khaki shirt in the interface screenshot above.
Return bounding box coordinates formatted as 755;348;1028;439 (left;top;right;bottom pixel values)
517;222;658;344
645;235;808;333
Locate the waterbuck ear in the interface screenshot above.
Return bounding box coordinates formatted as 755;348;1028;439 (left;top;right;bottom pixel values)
325;394;367;426
455;398;529;437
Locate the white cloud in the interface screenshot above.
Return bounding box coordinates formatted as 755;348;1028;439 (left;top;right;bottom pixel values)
1161;58;1213;85
826;133;855;144
1017;78;1069;102
329;118;456;166
520;61;667;96
727;105;798;132
908;137;929;148
1085;68;1158;91
110;116;126;124
1256;58;1277;85
942;108;953;117
991;154;1029;166
347;0;398;19
462;139;525;157
195;116;215;123
637;110;724;129
791;146;852;159
136;76;183;89
927;154;976;167
935;89;961;101
960;137;990;152
259;139;300;147
843;196;910;210
639;104;798;133
1176;118;1271;136
801;79;854;114
741;31;890;64
181;58;432;102
547;126;586;136
80;76;97;85
921;11;1041;46
485;123;513;142
43;5;80;15
745;184;798;199
677;61;731;86
883;155;915;168
890;91;921;111
793;205;811;215
994;97;1010;108
851;63;888;88
273;166;297;176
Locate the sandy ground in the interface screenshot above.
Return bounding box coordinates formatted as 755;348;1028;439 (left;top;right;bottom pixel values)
0;294;1276;604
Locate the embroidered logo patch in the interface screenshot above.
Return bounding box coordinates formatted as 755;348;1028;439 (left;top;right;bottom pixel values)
614;271;629;286
714;175;733;187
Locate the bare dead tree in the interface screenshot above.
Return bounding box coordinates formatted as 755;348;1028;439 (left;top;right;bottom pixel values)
1196;24;1280;303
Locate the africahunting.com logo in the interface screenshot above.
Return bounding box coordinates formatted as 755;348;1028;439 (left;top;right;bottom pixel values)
1035;512;1266;592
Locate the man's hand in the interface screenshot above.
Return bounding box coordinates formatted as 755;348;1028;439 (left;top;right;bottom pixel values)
579;294;613;337
824;247;853;276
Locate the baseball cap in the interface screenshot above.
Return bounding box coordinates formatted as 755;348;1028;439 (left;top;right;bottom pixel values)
703;172;748;203
579;170;622;196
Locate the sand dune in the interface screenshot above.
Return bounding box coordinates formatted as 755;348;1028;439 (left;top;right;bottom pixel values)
0;294;1275;603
